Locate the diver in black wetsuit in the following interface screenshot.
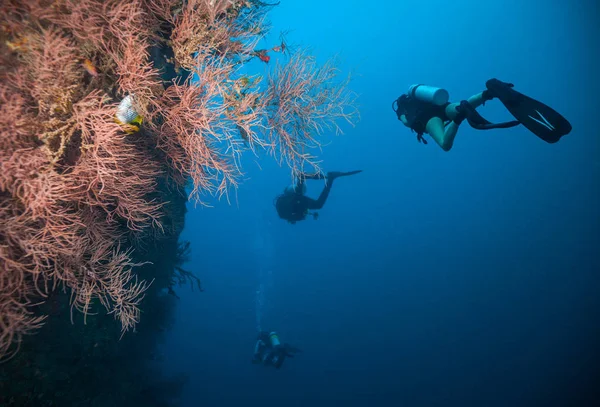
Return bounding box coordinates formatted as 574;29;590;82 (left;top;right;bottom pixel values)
392;79;572;151
274;170;362;224
252;331;302;369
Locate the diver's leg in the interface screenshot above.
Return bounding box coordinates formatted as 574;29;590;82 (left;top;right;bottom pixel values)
295;172;325;194
302;172;326;180
305;180;334;210
303;170;360;209
433;92;490;150
426;117;458;152
445;92;487;121
466;92;488;109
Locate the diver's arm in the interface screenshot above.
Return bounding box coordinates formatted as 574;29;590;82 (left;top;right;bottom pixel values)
426;117;458;151
399;114;409;127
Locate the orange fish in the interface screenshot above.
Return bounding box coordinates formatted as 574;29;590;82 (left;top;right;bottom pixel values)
255;49;270;63
81;59;98;77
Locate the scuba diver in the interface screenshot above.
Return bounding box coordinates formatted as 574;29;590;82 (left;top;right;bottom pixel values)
274;170;362;224
252;331;302;369
392;78;572;151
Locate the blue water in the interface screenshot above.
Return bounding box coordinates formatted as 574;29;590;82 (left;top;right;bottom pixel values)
160;1;600;405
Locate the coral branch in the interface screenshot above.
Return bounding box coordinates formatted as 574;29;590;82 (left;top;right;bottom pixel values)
262;50;359;177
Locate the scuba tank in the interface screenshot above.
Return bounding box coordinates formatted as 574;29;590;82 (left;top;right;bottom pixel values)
269;332;284;367
407;84;449;106
269;332;281;348
393;85;450;144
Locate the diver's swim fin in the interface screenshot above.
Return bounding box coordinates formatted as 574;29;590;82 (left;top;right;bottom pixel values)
327;170;362;180
340;170;362;177
485;79;572;143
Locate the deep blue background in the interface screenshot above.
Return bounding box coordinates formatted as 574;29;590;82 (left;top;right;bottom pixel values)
160;1;600;406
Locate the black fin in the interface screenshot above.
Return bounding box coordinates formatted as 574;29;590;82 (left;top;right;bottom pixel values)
486;79;572;143
338;170;363;177
326;170;362;180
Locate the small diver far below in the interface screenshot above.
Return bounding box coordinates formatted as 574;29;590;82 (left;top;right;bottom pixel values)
274;170;362;224
392;78;572;151
252;331;302;369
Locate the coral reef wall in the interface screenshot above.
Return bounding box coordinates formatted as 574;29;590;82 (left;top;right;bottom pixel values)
0;1;357;405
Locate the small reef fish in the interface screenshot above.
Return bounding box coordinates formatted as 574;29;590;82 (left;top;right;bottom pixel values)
254;49;270;63
272;41;286;53
81;59;98;77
